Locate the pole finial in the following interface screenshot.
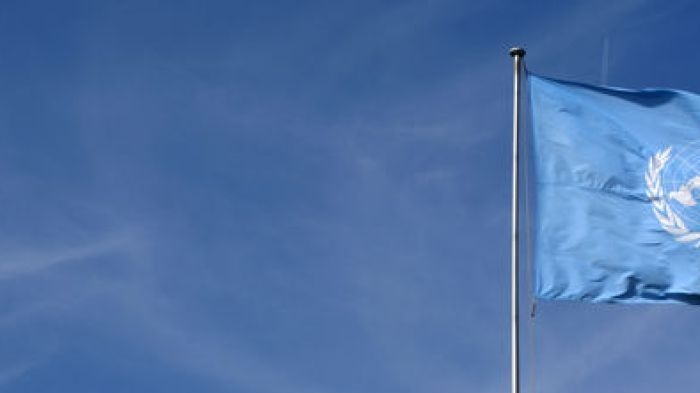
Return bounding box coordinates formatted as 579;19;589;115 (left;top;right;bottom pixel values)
509;47;526;58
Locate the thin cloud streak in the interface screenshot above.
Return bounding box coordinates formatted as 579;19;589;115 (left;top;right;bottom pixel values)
0;360;44;386
533;306;677;393
0;231;140;280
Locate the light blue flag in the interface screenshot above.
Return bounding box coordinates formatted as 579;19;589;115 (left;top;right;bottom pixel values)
528;73;700;304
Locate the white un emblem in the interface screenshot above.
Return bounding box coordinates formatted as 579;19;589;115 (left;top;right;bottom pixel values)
646;143;700;246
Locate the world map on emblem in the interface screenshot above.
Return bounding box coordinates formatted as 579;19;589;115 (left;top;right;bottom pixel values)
646;145;700;246
661;141;700;229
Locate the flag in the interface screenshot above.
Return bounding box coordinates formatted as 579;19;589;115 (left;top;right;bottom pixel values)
528;73;700;304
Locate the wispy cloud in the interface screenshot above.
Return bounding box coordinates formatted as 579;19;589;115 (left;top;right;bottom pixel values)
531;306;678;393
121;302;348;393
0;231;137;280
0;359;45;386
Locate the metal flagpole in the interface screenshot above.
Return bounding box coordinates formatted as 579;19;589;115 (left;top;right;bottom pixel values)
509;46;525;393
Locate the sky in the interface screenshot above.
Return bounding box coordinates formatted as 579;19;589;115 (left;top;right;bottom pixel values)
1;1;700;392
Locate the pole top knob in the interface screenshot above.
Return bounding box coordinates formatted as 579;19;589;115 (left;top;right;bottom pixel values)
509;47;526;57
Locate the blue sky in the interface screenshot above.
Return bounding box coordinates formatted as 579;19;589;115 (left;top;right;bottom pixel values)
2;1;700;392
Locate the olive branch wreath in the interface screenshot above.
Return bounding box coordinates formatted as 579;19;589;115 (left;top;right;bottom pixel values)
645;147;700;246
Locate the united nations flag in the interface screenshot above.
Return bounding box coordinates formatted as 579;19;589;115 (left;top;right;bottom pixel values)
528;74;700;303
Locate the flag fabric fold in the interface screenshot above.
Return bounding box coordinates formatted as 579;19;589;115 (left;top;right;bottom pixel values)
528;73;700;304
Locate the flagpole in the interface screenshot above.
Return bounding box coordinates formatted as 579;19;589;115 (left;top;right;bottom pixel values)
509;46;525;393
